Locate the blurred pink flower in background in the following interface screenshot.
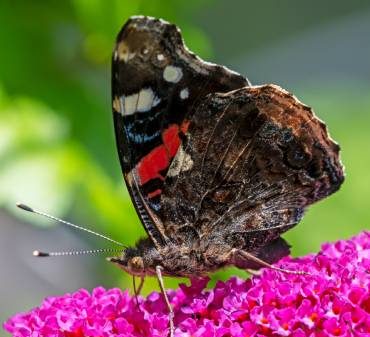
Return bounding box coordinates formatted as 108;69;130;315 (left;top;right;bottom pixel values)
4;232;370;337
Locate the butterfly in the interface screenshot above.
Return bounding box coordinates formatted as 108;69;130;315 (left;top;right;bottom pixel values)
109;15;344;335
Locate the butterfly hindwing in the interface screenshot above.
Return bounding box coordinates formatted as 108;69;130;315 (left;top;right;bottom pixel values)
159;85;344;251
112;16;249;247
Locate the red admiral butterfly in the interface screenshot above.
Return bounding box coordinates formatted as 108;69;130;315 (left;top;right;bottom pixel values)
16;16;343;337
109;15;343;279
108;16;344;335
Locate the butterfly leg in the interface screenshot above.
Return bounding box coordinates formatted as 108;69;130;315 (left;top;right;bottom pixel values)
156;265;174;337
232;249;308;275
133;275;145;295
133;276;145;309
137;275;145;294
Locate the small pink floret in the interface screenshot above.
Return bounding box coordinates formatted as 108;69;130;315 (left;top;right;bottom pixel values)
4;232;370;336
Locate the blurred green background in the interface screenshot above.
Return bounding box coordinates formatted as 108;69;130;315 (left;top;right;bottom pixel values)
1;0;369;330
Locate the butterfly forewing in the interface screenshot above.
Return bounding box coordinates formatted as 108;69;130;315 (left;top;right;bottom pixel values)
112;16;249;246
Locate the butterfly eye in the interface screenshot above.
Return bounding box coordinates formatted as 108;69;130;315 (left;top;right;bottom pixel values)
129;256;144;270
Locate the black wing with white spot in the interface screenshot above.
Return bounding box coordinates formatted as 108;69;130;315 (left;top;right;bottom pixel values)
112;16;249;247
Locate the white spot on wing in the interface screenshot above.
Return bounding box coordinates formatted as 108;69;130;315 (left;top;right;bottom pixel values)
118;89;161;116
124;93;138;115
157;54;165;61
163;65;183;83
137;88;154;112
167;145;193;177
180;88;189;100
119;97;125;115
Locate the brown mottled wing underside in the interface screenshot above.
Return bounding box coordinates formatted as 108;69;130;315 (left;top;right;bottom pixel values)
159;85;344;251
112;16;248;248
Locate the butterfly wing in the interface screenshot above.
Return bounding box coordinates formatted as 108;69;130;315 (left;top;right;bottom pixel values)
159;85;344;251
112;16;249;247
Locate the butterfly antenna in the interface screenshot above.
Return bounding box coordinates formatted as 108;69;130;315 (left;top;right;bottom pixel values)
33;248;124;257
16;202;126;248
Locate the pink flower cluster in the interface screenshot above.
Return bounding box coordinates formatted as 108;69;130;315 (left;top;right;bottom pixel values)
4;232;370;337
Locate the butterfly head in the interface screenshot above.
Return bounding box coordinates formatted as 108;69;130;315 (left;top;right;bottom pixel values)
107;238;160;276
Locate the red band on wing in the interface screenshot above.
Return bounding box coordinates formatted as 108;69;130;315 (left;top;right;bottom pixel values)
162;124;181;157
147;189;162;198
136;120;190;190
137;145;168;185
